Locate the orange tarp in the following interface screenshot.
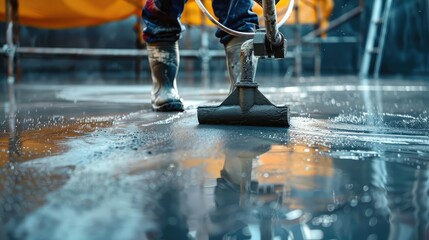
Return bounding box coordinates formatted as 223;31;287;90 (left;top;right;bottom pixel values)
0;0;333;29
183;0;334;27
0;0;145;29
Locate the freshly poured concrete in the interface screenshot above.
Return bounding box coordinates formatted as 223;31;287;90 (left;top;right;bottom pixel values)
0;76;428;240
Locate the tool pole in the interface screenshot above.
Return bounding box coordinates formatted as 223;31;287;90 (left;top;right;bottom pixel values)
262;0;282;46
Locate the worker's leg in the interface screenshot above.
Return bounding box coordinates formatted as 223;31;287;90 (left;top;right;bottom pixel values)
212;0;258;44
142;0;186;111
142;0;187;43
212;0;259;91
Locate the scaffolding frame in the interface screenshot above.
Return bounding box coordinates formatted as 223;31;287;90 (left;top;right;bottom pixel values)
295;0;365;77
3;0;365;83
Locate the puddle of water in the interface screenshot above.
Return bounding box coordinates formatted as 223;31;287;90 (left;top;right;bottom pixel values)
1;79;429;240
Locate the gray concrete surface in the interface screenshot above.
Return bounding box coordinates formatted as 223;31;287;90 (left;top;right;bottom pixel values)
0;76;428;240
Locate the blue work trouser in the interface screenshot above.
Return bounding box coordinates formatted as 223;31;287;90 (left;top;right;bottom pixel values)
142;0;259;45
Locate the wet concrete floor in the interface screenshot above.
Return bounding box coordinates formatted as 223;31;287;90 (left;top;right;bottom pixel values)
0;76;429;240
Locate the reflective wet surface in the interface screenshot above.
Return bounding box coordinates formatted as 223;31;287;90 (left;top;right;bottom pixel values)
1;76;428;240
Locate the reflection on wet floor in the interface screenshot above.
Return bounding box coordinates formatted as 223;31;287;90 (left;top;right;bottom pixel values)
0;121;113;167
0;77;428;240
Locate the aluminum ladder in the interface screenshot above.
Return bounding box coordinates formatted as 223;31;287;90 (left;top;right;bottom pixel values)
360;0;393;79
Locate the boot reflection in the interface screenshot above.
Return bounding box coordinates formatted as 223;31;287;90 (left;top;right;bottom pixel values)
206;149;261;240
204;144;295;240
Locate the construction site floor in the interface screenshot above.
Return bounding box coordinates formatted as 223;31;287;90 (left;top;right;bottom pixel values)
1;76;428;240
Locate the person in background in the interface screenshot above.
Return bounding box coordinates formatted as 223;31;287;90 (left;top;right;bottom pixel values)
142;0;259;111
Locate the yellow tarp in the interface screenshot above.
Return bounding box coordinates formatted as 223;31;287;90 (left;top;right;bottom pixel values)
0;0;333;29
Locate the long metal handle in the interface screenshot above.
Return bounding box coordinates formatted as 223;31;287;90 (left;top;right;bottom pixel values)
263;0;282;45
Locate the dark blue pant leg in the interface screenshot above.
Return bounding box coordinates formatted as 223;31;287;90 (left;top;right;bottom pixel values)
212;0;259;44
142;0;258;44
142;0;187;43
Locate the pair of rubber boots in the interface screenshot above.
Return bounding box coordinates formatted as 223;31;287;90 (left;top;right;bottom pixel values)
147;37;250;112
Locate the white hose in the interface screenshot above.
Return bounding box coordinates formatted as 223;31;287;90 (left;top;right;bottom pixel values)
277;0;295;27
194;0;295;38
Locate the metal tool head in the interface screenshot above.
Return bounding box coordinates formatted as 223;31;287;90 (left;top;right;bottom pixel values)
197;86;290;127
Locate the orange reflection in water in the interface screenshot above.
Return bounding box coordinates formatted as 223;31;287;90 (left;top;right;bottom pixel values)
180;144;333;187
181;143;336;211
0;121;112;168
0;135;8;168
182;156;225;179
256;145;334;186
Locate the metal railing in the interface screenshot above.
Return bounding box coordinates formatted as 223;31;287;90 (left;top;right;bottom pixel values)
3;0;365;83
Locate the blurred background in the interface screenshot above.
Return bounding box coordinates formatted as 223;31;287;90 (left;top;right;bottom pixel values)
0;0;428;85
1;2;428;239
